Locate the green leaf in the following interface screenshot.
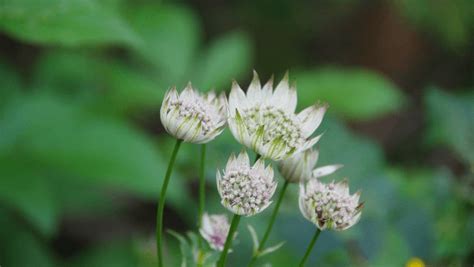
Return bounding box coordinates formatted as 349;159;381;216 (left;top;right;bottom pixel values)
0;59;22;109
395;0;474;50
0;93;175;198
372;227;411;267
295;67;406;120
425;88;474;164
193;32;252;90
0;209;56;267
0;0;140;47
0;160;58;237
32;51;165;114
127;4;200;85
68;240;139;267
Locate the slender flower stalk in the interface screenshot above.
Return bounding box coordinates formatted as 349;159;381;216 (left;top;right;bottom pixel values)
159;84;227;266
197;144;207;249
298;228;321;267
248;179;289;267
217;214;241;267
248;149;341;266
216;151;277;266
156;139;182;267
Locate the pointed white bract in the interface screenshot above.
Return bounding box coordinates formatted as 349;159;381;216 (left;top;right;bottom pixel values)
160;84;227;144
200;213;231;251
227;71;327;160
299;179;363;231
217;151;277;216
278;148;342;183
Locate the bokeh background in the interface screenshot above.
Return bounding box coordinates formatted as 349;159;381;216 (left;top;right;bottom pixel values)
0;0;473;266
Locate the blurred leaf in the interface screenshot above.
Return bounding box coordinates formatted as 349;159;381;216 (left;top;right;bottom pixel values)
193;32;252;90
395;0;474;49
0;160;58;237
372;227;411;267
0;59;22;108
33;51;165;114
69;240;138;267
127;4;200;85
295;67;406;120
0;0;140;46
425;88;474;164
0;93;170;198
0;209;56;267
317;117;385;181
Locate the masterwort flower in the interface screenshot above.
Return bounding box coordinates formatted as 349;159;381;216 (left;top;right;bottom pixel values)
200;213;232;251
160;83;227;143
299;179;363;231
228;71;327;160
279;148;343;183
217;151;277;216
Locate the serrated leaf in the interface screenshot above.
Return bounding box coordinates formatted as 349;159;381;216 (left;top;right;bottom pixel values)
0;0;140;47
295;67;406;120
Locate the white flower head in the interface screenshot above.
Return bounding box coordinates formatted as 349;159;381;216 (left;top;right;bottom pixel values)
217;151;277;216
200;213;232;251
279;148;343;183
160;83;227;144
228;71;327;160
299;179;363;231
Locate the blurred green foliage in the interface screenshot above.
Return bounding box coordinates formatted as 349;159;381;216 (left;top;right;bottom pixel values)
0;0;472;266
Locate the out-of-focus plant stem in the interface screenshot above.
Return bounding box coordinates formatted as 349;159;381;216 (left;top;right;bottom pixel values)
217;214;241;267
248;179;289;266
197;144;207;256
156;139;183;267
299;228;321;267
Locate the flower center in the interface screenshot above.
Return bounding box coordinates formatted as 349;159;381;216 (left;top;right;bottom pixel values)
241;106;304;151
308;186;356;228
219;169;273;215
168;98;214;135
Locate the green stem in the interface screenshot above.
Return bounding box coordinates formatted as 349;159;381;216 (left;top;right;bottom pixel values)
248;179;290;266
197;144;206;250
298;228;322;267
217;214;241;267
156;139;183;267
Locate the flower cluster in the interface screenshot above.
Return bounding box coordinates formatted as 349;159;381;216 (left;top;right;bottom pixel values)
228;71;327;160
160;83;227;144
217;152;277;216
299;179;363;231
158;70;363;267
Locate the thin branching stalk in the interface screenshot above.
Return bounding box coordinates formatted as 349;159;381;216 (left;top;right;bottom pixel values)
197;144;207;267
156;139;183;267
